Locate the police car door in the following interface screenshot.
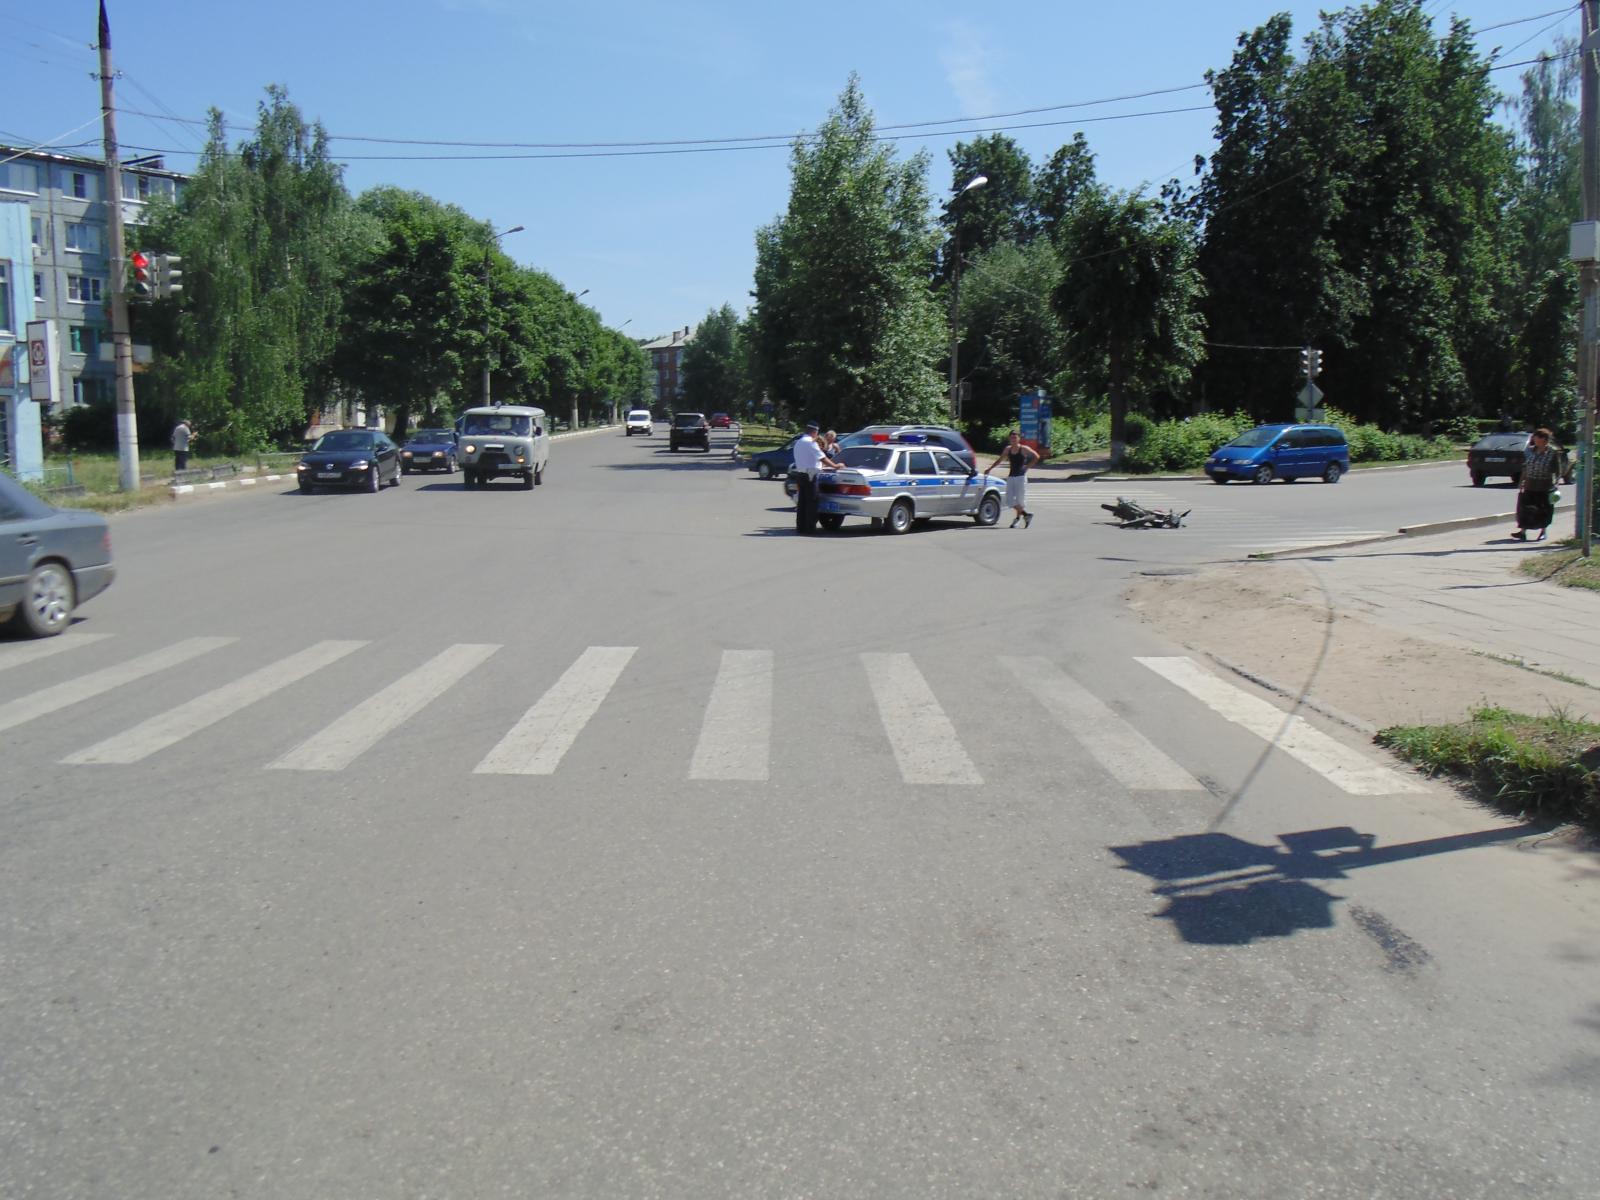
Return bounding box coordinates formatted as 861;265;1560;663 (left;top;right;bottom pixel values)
933;449;975;513
904;450;949;514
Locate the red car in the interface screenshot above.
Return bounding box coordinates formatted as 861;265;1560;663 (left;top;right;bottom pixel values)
709;413;732;429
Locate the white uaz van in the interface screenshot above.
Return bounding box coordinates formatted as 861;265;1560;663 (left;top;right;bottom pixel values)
457;405;550;489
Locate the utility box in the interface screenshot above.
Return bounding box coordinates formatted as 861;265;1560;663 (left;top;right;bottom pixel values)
1570;221;1600;263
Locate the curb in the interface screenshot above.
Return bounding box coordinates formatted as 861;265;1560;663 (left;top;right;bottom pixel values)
1252;501;1577;558
171;473;291;497
1036;458;1468;484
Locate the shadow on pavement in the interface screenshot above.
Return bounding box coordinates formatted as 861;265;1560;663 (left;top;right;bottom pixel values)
1110;822;1543;946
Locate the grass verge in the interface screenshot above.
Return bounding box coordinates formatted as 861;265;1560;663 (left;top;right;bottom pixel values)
733;423;794;455
1516;539;1600;591
1376;705;1600;830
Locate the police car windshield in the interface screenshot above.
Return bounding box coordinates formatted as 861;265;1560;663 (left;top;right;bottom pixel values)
839;446;894;470
462;414;532;436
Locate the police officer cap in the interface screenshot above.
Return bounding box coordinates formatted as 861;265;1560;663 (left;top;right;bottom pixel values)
805;421;820;431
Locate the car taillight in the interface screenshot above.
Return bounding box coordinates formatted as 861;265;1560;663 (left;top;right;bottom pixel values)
822;482;871;496
102;531;112;554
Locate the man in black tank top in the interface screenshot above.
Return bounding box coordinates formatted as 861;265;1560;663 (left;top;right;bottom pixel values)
986;430;1039;528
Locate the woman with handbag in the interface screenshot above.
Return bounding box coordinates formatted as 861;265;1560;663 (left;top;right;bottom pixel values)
1512;428;1561;541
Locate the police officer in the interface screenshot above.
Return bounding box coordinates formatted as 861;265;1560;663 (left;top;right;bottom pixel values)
790;421;841;535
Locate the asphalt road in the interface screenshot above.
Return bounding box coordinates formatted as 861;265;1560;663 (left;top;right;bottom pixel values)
2;426;1596;1198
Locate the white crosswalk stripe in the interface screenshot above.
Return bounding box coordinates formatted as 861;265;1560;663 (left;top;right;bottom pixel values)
0;636;235;735
474;646;637;776
1135;655;1425;794
268;643;499;772
0;631;113;673
62;640;367;765
8;635;1422;794
861;652;983;785
690;649;773;781
1001;655;1201;791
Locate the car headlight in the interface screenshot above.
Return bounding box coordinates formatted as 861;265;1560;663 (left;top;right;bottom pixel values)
351;460;369;469
295;462;309;471
401;450;413;458
431;451;444;458
464;444;477;454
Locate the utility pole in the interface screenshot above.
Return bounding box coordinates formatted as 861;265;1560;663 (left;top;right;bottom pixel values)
1580;0;1600;556
947;174;988;421
97;1;140;492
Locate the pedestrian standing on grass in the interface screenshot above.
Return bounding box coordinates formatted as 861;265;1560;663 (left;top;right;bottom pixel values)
171;417;193;472
987;430;1039;528
790;421;841;535
1512;427;1560;542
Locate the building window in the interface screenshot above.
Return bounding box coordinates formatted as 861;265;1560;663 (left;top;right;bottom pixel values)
0;161;37;193
67;275;103;304
70;326;98;356
137;174;151;199
65;223;101;254
31;216;42;246
0;262;11;332
72;172;88;199
34;273;44;301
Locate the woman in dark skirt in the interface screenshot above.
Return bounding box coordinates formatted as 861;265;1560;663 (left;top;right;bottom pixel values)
1512;428;1561;541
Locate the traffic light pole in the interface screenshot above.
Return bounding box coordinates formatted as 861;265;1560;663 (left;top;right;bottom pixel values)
97;1;140;493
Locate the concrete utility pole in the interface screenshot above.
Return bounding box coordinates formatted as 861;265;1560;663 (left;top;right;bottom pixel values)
97;1;139;492
948;174;988;420
1580;0;1600;556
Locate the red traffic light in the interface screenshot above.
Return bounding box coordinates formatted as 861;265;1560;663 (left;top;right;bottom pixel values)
130;251;153;297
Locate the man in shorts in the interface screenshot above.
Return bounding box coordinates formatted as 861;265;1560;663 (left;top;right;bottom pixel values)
987;430;1039;528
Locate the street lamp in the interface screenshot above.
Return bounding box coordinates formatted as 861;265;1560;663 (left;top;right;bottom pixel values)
948;174;988;418
482;224;524;405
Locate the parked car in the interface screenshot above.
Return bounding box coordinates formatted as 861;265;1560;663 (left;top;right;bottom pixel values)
838;425;979;472
296;429;403;493
670;411;711;452
0;469;115;637
457;405;550;489
625;409;654;436
748;435;800;480
1467;431;1574;487
709;412;733;429
400;428;457;474
1206;424;1350;484
815;443;1005;534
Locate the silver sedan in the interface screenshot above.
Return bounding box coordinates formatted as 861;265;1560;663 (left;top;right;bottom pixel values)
815;443;1005;533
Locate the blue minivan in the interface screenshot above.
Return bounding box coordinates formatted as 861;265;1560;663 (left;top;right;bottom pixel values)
1205;424;1350;484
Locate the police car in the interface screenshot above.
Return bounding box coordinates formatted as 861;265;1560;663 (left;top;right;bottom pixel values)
815;435;1006;533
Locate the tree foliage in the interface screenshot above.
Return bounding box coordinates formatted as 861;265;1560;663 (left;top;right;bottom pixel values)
141;87;353;451
680;303;748;413
749;76;946;431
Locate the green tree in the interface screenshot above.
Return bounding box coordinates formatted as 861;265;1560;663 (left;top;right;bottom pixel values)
940;133;1036;282
958;238;1065;440
749;76;946;431
1054;188;1207;463
680;303;748;413
334;187;485;439
140;87;353;451
1033;134;1099;245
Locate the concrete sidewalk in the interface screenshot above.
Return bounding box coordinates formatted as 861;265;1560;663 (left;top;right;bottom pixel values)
1261;524;1600;690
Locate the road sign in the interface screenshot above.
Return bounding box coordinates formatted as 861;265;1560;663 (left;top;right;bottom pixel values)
1298;381;1324;407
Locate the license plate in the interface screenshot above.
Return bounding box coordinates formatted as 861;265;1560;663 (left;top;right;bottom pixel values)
1482;455;1506;464
818;499;844;513
317;471;341;479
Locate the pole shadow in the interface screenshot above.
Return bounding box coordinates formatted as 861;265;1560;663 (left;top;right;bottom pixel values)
1109;821;1543;945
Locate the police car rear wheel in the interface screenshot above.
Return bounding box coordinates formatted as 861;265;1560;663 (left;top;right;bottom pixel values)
885;500;913;535
818;513;845;531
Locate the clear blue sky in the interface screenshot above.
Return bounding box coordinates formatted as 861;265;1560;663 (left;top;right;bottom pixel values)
6;1;1578;340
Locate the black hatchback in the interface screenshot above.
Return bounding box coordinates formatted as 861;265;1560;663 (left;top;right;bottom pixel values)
1467;432;1574;487
296;430;403;492
669;412;711;452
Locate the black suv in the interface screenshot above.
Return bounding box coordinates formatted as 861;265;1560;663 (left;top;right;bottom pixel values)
670;411;711;452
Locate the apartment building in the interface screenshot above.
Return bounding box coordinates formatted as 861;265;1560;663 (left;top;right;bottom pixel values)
0;145;183;432
640;325;695;412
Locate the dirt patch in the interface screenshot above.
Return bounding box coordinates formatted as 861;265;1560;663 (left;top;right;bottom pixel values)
1125;565;1599;730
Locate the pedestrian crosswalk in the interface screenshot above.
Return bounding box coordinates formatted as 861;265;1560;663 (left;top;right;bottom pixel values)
1021;484;1391;553
0;633;1426;795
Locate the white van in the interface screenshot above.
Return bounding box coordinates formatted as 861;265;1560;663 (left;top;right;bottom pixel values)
625;409;654;436
456;405;550;489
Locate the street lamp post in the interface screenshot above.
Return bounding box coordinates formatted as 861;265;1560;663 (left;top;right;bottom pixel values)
482;225;524;406
571;289;589;430
948;174;988;420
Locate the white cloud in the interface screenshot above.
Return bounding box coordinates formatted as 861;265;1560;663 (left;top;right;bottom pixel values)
939;20;1000;117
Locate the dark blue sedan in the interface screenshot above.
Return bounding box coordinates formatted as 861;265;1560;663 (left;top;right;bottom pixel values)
747;435;799;481
401;428;458;474
295;430;403;493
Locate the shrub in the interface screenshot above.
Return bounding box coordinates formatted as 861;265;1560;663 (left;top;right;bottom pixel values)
1120;411;1256;473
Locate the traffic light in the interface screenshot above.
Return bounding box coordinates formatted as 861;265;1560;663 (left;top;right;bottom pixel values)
1309;348;1323;378
129;250;153;299
156;254;183;299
